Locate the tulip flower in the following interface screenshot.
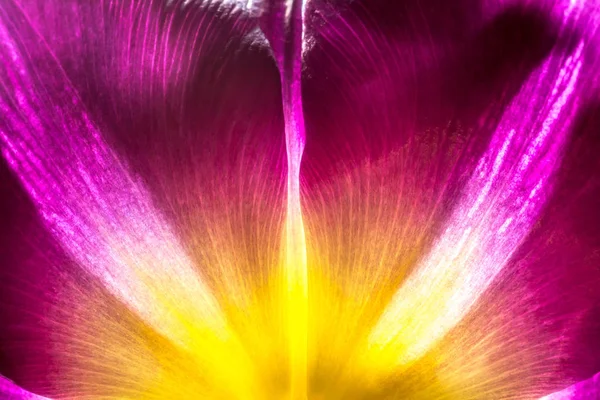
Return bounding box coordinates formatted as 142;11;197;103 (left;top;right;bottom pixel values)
0;0;599;398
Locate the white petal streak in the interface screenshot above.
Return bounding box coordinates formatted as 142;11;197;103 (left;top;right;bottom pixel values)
368;43;584;367
0;2;227;349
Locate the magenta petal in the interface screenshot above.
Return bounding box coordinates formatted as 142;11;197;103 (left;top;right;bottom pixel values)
0;0;234;348
0;376;50;399
0;0;599;398
300;0;600;396
540;372;600;399
0;0;286;397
